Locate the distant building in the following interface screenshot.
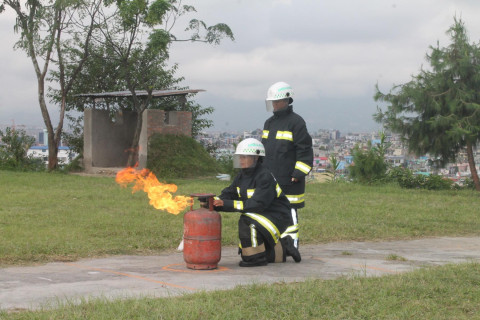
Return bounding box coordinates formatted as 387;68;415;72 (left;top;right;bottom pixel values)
27;146;77;166
330;130;340;140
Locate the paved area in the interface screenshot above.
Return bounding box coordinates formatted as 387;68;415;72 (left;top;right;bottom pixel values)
1;236;479;311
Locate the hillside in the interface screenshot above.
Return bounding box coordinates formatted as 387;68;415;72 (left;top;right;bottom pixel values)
147;133;220;179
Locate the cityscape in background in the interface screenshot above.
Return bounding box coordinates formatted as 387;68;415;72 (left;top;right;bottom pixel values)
197;127;479;185
0;123;76;166
1;123;479;184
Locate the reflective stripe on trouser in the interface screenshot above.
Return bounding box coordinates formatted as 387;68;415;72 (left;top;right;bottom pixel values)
238;213;284;263
281;208;299;248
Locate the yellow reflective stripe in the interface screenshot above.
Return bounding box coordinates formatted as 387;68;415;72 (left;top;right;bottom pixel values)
276;131;293;141
262;130;269;139
214;196;220;200
247;189;255;198
250;224;257;247
244;213;280;243
281;232;299;240
286;194;305;204
284;224;299;234
234;200;244;210
295;161;312;174
275;183;282;197
236;187;241;198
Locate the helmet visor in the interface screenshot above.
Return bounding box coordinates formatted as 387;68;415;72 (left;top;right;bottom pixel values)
265;100;273;112
233;155;259;169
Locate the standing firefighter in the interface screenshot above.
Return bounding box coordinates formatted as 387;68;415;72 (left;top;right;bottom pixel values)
213;138;301;267
262;82;313;249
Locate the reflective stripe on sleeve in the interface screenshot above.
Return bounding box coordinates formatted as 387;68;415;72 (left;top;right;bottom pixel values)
295;161;312;174
236;187;241;198
234;200;244;210
286;194;305;204
247;189;255;198
275;131;293;141
262;130;269;139
275;183;282;197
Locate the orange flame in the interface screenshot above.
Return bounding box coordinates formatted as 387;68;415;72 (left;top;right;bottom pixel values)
116;166;192;215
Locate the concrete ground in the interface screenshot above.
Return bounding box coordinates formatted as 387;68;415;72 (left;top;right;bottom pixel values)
1;236;479;312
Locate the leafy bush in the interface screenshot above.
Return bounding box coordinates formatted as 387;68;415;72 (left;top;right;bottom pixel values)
387;167;454;190
349;145;388;184
216;153;237;177
61;114;84;156
0;127;44;171
349;132;389;184
462;177;477;190
147;133;219;179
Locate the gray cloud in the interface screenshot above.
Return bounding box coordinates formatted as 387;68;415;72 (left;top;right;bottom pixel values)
3;0;480;134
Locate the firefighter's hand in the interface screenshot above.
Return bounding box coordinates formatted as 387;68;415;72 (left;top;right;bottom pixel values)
199;201;208;208
291;177;299;183
213;199;224;207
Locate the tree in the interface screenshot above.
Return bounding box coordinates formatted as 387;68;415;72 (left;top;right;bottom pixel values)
374;18;480;191
1;0;102;170
68;0;234;166
349;133;389;184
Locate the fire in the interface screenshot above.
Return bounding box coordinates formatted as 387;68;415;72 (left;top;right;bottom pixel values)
116;166;192;215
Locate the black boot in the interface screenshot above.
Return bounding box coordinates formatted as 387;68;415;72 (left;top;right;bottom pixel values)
239;257;268;267
283;237;301;263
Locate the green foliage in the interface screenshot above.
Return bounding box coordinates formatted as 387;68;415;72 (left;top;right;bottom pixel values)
374;17;480;190
387;166;455;190
349;145;387;184
327;153;340;182
216;153;237;177
145;0;171;25
186;101;214;138
0;127;43;171
349;133;389;184
147;133;219;178
5;0;103;170
61;114;83;156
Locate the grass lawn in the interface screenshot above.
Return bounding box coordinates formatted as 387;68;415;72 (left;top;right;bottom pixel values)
1;170;478;266
1;170;479;318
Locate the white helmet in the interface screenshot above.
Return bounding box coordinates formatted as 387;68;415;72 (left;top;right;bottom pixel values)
265;81;294;112
233;138;265;168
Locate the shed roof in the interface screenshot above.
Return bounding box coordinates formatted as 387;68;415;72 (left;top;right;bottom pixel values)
75;89;205;99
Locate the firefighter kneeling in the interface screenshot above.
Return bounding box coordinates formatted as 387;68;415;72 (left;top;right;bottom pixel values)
213;138;301;267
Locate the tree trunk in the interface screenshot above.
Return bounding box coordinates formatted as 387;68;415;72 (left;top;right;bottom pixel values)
38;79;59;171
127;111;143;167
47;139;59;170
466;140;480;191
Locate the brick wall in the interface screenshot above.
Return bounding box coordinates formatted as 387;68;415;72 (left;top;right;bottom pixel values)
145;110;192;138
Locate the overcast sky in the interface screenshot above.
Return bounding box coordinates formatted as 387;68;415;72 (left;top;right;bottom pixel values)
2;0;480;134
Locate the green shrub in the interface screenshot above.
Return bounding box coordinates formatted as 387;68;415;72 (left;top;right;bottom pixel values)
216;153;237;177
147;133;219;179
0;127;44;171
387;167;454;190
349;145;388;184
349;132;390;184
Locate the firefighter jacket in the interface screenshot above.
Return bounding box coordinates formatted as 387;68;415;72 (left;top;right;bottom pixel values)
262;105;313;209
215;162;293;234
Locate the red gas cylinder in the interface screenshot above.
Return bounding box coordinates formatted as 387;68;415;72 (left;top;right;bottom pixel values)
183;193;222;270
